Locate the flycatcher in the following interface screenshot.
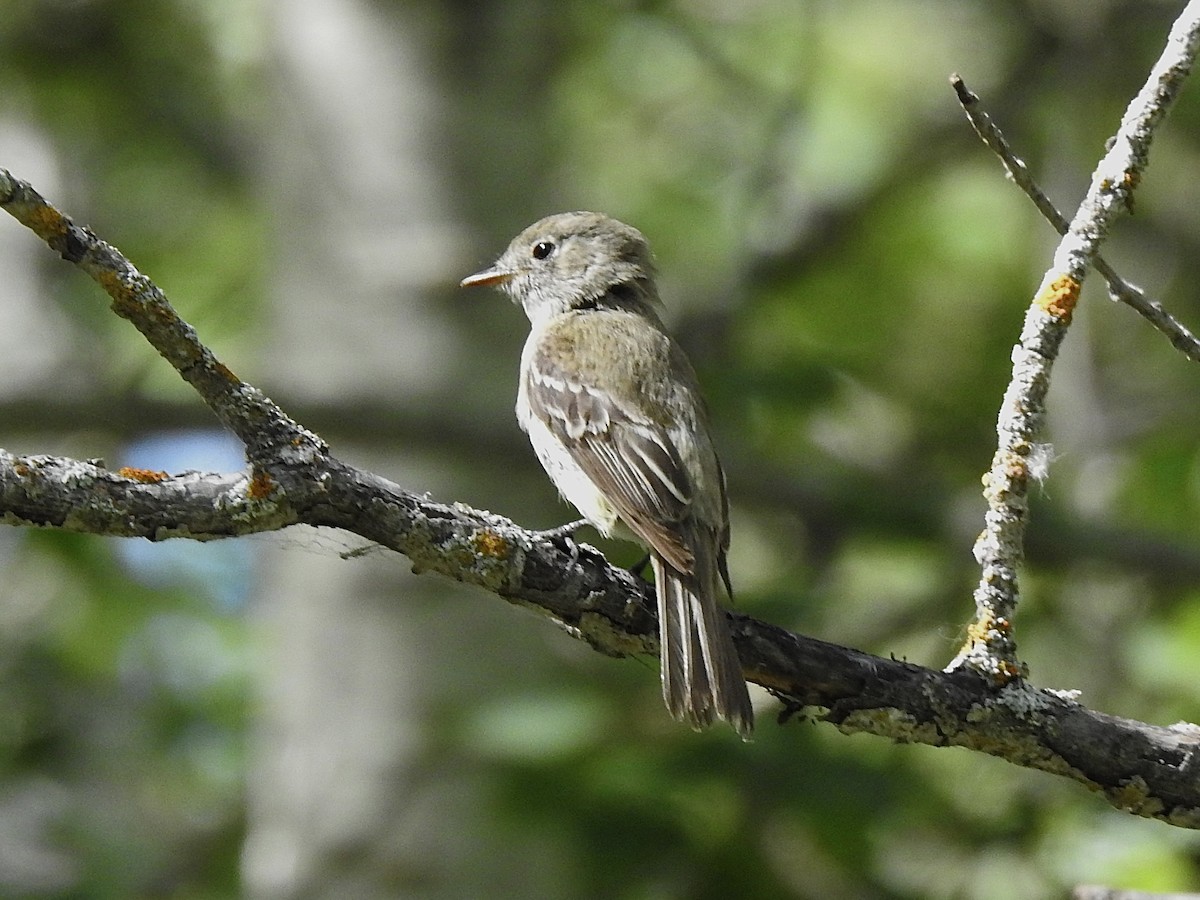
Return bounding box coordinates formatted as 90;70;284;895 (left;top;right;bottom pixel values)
461;211;753;739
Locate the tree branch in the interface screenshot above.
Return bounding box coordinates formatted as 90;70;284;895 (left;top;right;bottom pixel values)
950;73;1200;364
950;3;1200;681
4;5;1200;827
3;444;1200;826
7;392;1200;589
0;169;324;470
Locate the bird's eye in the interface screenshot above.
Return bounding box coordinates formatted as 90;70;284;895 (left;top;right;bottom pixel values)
531;240;555;260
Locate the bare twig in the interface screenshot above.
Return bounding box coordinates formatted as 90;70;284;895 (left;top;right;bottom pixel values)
950;4;1200;680
0;170;325;470
950;73;1200;364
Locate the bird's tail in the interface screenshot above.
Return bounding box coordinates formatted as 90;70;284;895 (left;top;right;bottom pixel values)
653;545;753;740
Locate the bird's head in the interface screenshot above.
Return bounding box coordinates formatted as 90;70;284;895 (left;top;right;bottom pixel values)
461;211;658;324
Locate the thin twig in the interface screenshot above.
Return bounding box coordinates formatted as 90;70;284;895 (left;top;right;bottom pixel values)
0;169;325;469
950;4;1200;681
950;73;1200;364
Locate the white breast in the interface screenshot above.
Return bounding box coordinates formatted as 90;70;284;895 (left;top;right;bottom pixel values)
519;402;620;536
516;329;620;536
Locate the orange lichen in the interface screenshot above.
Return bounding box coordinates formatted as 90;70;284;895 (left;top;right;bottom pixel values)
963;617;992;649
248;469;274;500
1036;274;1079;322
473;529;511;560
1004;456;1028;482
97;269;136;314
958;614;1023;687
995;660;1022;685
117;466;168;483
25;203;69;242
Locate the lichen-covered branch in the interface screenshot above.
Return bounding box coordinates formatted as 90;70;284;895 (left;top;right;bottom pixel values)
0;169;324;470
5;6;1200;829
952;3;1200;681
0;453;275;539
950;74;1200;364
3;446;1200;825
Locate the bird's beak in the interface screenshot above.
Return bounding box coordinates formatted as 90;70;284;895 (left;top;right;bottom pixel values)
460;264;515;289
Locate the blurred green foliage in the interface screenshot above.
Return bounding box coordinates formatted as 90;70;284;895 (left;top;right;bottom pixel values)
3;0;1200;897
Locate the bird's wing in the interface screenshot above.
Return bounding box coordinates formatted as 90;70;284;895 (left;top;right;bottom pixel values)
524;341;697;575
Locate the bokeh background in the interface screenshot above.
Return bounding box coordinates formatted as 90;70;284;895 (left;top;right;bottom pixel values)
3;0;1200;897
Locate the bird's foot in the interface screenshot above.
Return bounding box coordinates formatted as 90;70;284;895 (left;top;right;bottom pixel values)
529;518;592;571
531;518;589;544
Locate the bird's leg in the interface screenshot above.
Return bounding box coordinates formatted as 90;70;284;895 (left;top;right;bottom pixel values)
531;518;589;543
530;518;591;571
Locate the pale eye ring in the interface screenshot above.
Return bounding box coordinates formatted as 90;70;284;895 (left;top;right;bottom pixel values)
532;240;555;260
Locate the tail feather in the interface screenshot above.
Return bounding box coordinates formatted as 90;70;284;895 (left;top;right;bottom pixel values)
652;549;753;739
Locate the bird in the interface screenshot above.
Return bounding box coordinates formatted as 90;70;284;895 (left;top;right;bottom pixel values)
460;211;753;739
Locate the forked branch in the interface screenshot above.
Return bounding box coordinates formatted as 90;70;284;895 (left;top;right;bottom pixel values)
4;4;1200;827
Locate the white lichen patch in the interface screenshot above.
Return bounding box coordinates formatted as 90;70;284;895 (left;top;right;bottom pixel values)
576;610;656;658
1046;687;1082;702
837;707;944;745
996;681;1056;717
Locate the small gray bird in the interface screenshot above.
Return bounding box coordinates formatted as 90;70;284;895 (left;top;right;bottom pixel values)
461;211;753;739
